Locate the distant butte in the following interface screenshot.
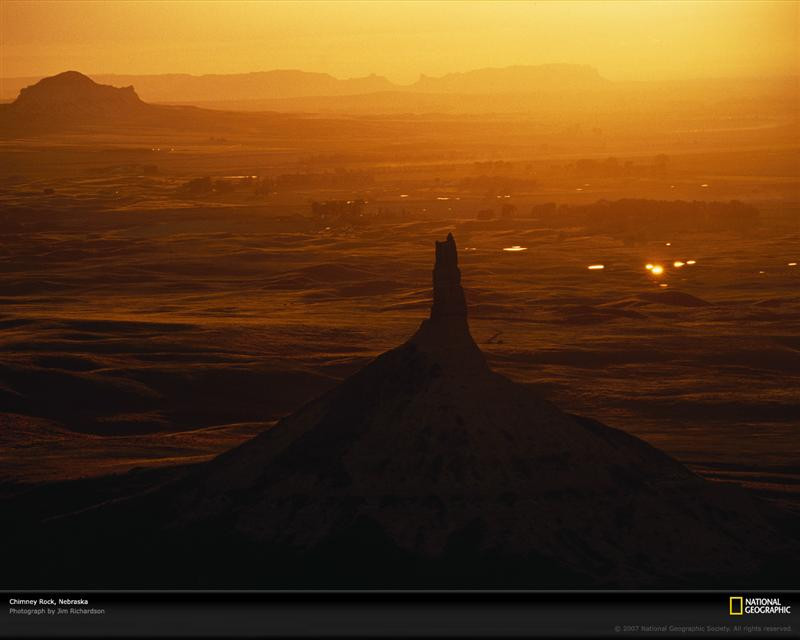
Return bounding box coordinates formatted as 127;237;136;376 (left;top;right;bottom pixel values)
0;70;157;136
10;70;145;115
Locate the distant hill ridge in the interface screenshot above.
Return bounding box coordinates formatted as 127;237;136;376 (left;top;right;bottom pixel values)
0;64;608;103
2;68;795;129
414;64;609;93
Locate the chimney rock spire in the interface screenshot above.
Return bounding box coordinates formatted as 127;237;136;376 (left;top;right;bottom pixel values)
431;233;467;321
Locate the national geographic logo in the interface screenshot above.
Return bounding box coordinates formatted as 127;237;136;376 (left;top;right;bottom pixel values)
730;596;791;616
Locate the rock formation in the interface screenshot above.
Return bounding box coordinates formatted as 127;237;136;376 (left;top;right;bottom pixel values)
151;233;791;586
0;70;169;136
11;70;144;115
430;232;468;322
409;233;486;371
1;71;148;129
19;234;796;588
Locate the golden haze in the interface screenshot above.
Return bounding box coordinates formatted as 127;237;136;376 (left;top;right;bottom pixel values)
1;0;798;82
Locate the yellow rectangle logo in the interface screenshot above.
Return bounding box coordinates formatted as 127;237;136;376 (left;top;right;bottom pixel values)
730;596;744;616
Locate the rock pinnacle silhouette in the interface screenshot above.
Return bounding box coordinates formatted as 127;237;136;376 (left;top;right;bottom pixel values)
410;232;486;371
431;232;467;322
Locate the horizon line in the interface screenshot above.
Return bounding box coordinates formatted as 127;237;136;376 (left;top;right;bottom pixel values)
2;65;798;85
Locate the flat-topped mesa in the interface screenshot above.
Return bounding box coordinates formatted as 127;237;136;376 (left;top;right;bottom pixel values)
409;233;486;369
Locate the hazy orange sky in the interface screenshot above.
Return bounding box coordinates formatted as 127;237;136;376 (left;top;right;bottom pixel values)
1;0;798;82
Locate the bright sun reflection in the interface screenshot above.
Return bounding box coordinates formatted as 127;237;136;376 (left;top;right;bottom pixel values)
587;264;604;270
674;261;685;268
503;245;527;252
645;263;654;270
651;265;664;275
687;260;696;265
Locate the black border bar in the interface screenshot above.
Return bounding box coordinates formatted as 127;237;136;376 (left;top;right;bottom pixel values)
3;590;798;638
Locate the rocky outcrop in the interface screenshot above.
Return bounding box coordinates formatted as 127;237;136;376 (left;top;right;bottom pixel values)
21;234;796;588
430;232;467;322
11;71;145;116
410;232;486;371
153;233;790;587
0;70;158;136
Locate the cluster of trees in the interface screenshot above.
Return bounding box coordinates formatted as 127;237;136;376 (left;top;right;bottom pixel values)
311;200;367;220
180;176;231;195
310;200;417;227
266;170;374;192
465;155;671;184
310;199;367;224
179;169;375;198
459;175;539;196
476;203;517;220
565;155;669;178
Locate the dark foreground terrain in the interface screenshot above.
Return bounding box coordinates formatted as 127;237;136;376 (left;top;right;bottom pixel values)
2;205;799;587
2;234;799;589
